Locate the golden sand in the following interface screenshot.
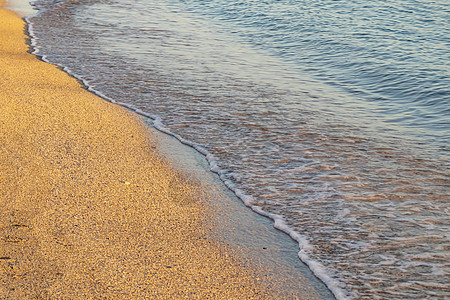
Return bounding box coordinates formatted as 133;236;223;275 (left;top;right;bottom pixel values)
0;4;293;299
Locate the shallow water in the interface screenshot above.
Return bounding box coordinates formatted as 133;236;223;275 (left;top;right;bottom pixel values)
27;0;449;298
5;0;35;16
143;121;334;299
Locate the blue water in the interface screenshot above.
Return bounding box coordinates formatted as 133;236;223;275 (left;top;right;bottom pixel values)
187;0;450;146
27;0;449;298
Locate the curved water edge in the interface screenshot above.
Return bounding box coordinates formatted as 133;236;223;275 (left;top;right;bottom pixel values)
25;17;342;299
23;3;347;298
23;0;450;299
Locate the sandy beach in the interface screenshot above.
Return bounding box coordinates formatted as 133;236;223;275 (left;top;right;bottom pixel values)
0;2;328;299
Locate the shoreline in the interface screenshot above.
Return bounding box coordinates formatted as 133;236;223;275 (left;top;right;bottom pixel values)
21;0;342;297
0;2;330;299
4;0;35;17
143;119;336;299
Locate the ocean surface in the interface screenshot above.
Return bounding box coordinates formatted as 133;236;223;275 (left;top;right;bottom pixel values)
26;0;449;298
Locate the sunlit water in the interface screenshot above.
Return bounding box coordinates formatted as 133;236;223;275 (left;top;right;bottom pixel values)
28;0;449;298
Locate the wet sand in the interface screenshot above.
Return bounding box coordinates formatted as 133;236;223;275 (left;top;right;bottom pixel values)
0;2;326;299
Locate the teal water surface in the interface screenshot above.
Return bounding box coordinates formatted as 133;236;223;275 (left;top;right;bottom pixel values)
28;0;449;298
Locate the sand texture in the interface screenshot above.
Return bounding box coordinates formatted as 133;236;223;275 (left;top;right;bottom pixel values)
0;6;296;299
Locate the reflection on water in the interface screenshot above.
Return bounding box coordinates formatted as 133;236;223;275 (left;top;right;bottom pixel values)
29;0;449;298
7;0;37;16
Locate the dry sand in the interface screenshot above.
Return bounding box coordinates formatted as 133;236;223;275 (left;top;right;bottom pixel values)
0;2;325;299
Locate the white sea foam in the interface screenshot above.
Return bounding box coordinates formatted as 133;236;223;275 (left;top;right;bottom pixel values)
24;0;450;299
24;10;348;299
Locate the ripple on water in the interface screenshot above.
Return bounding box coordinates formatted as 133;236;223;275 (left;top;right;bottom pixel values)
28;0;450;298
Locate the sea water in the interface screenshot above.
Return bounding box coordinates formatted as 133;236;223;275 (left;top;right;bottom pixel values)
26;0;449;298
